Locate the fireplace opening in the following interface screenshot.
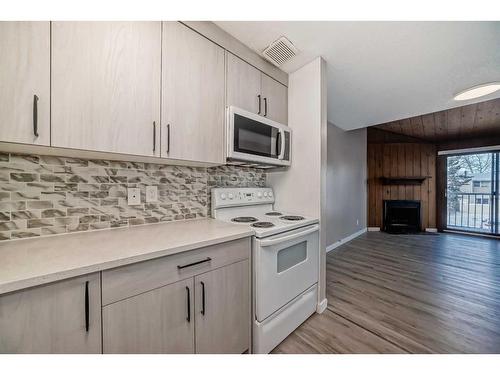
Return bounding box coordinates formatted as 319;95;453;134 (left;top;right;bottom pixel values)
383;200;421;233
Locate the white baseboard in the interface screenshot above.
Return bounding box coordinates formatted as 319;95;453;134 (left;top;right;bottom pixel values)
425;228;438;233
326;227;367;253
316;298;328;314
367;227;381;232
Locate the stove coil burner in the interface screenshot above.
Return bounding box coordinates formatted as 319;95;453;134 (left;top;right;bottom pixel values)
231;216;258;223
251;222;275;228
281;215;305;221
265;212;283;216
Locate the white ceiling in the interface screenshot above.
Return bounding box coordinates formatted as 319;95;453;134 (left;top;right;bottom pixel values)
215;21;500;130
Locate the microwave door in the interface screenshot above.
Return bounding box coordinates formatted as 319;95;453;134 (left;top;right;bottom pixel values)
233;114;279;159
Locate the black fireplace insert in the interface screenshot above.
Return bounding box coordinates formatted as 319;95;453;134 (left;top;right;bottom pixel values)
383;200;421;233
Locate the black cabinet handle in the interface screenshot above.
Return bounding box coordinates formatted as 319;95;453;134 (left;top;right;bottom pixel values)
186;286;191;322
153;121;156;152
84;281;89;332
264;97;268;117
166;124;170;154
33;95;39;137
201;281;206;316
177;257;211;270
257;95;261;115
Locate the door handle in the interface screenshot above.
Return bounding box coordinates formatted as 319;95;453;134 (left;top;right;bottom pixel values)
264;97;268;117
152;121;156;152
259;224;319;247
201;281;206;316
278;129;286;160
33;94;39;137
166;124;171;154
257;95;261;115
84;281;89;332
186;286;191;322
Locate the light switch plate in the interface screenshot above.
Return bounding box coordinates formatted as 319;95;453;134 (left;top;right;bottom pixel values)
146;185;158;202
127;188;141;205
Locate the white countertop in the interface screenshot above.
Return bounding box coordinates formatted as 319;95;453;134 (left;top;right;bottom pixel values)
0;219;254;295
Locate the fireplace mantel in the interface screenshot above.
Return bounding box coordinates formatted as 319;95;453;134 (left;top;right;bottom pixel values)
381;176;428;185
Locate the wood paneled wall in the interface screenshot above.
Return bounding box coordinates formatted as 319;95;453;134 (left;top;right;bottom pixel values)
367;142;437;230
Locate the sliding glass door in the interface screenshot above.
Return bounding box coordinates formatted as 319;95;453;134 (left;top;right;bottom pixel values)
446;151;499;234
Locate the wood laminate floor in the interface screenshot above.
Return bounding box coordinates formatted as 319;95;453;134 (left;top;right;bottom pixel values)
273;231;500;354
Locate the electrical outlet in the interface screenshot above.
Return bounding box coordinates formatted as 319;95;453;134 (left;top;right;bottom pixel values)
146;185;158;203
127;187;141;205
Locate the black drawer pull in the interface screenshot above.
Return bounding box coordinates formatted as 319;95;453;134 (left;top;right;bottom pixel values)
257;94;261;115
264;97;268;117
85;281;89;332
186;286;191;322
177;257;211;270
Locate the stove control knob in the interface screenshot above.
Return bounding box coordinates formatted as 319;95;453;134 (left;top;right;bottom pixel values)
220;193;226;200
263;192;268;197
228;193;234;200
257;192;263;198
268;191;273;198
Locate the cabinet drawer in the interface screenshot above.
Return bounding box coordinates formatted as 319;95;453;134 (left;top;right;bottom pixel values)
102;238;250;305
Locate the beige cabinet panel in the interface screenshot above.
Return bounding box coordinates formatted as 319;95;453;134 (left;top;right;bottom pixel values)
51;22;161;156
0;273;101;354
226;52;262;114
102;278;194;354
0;21;50;145
194;260;250;353
161;22;225;163
261;74;288;124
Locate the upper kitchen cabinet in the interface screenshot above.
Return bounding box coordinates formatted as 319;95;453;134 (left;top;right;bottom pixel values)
0;22;50;146
161;22;225;164
51;22;161;156
226;52;288;124
261;74;288;124
226;52;262;115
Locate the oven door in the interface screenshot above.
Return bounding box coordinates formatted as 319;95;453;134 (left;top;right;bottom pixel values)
253;224;319;322
227;106;291;166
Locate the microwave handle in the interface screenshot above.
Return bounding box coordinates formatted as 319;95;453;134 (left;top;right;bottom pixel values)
259;224;319;247
278;129;286;160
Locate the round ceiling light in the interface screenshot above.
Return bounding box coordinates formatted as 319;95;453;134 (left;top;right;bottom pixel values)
454;82;500;101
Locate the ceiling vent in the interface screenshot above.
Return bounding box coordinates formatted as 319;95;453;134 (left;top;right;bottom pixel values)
262;36;298;67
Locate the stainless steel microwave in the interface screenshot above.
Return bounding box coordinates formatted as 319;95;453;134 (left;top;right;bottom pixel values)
226;106;291;167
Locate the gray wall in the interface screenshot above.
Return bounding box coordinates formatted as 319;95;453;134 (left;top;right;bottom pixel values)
326;123;367;247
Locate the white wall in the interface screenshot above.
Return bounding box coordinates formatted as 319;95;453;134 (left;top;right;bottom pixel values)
326;123;367;248
267;57;328;307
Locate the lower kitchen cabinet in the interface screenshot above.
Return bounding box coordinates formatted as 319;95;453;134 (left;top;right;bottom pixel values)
101;255;250;353
195;259;250;354
102;278;195;354
0;273;101;354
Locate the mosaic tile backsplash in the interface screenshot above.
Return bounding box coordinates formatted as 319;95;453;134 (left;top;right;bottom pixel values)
0;153;266;241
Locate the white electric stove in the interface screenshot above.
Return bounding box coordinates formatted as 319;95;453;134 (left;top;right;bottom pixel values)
211;187;319;354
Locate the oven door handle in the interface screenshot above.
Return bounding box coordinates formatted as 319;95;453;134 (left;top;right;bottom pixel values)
259;224;319;247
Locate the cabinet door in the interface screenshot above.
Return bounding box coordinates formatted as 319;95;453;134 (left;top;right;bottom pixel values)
194;260;250;353
0;273;101;354
51;22;161;156
261;74;288;124
102;278;194;354
0;22;50;145
226;52;262;115
161;22;225;163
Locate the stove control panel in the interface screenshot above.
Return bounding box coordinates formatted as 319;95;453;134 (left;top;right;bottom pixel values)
212;187;274;208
